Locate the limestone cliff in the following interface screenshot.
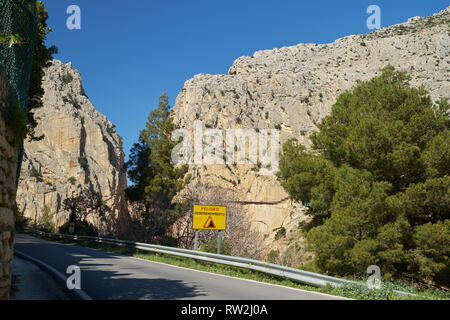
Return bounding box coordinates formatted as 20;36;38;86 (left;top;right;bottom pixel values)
171;8;450;247
16;60;129;236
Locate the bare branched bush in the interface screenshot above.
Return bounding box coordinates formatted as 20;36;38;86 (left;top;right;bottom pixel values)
173;182;264;259
278;240;313;268
125;201;152;242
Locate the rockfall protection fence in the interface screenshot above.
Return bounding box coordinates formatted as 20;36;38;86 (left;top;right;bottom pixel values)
0;0;37;184
29;229;421;298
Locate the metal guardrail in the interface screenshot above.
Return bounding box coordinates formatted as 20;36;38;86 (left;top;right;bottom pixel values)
29;229;419;298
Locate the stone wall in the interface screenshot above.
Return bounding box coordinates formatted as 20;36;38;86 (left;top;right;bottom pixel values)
0;113;18;300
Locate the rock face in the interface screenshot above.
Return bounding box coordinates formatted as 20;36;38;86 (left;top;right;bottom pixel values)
16;60;129;236
172;8;450;245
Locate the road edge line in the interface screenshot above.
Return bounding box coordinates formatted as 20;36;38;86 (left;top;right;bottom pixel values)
22;232;347;300
14;249;92;301
128;255;350;300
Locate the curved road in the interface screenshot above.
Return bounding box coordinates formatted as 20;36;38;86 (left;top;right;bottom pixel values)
14;233;344;300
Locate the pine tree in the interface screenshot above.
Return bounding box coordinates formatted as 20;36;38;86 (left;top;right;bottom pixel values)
125;93;188;243
278;66;449;286
26;1;57;141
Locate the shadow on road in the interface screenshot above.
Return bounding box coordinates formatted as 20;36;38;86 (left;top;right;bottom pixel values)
14;234;207;300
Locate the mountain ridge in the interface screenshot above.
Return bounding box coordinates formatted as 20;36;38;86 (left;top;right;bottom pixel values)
171;6;449;258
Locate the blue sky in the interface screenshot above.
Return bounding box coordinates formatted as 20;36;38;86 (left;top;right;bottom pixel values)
41;0;449;161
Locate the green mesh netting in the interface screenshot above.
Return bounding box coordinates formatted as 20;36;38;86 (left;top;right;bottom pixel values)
0;0;37;185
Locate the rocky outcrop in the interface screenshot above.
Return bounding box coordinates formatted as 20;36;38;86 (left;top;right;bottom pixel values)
16;60;129;236
172;8;450;245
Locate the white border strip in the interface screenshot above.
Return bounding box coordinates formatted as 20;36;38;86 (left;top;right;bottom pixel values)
128;255;349;300
14;250;92;300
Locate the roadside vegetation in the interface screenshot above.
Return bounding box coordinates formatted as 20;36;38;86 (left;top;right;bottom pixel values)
8;0;448;303
18;66;449;300
1;1;57;143
125;93;189;244
278;66;449;290
25;229;450;300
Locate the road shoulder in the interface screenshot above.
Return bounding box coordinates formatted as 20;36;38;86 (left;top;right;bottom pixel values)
10;255;69;300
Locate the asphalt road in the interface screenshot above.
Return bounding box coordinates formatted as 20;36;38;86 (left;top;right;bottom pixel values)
14;233;344;300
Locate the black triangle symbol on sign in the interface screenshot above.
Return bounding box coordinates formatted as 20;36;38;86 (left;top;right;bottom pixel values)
203;216;216;229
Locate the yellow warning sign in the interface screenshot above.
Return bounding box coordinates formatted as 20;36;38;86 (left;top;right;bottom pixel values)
193;205;227;230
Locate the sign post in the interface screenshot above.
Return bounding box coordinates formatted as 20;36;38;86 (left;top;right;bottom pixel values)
193;205;227;254
217;231;221;254
194;230;199;250
69;222;75;234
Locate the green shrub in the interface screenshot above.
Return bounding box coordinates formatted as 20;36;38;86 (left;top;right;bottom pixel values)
61;73;73;84
68;176;77;185
331;282;395;300
30;167;42;179
2;99;27;146
300;260;321;273
267;250;280;263
274;227;286;241
39;205;55;233
78;155;88;170
200;238;232;255
160;236;179;247
65;93;79;108
184;173;192;184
